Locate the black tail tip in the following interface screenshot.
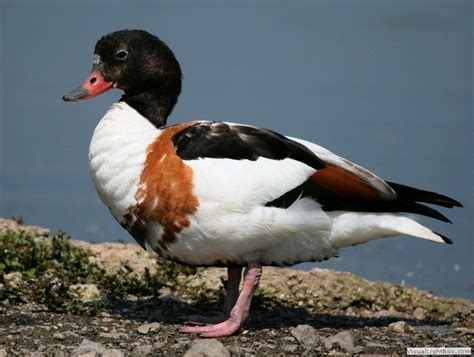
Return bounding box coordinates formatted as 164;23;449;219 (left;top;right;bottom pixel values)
434;231;453;245
445;197;463;208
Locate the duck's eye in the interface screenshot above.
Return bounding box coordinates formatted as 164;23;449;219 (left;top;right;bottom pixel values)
115;49;129;60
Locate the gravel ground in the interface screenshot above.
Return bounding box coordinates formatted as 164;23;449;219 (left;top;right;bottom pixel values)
0;218;472;356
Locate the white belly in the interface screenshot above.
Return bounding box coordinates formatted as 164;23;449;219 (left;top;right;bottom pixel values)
154;197;339;266
89;102;158;224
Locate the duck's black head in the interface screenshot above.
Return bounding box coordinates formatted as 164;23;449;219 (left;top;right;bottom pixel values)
63;30;182;128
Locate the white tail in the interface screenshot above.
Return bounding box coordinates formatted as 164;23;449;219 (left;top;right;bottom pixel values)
328;211;450;249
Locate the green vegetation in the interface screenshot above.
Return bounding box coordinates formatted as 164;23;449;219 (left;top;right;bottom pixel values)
0;231;97;279
0;230;197;314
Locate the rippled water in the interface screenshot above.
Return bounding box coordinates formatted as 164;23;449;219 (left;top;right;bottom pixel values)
1;1;472;301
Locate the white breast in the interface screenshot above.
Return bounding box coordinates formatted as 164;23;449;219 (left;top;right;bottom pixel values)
89;102;158;223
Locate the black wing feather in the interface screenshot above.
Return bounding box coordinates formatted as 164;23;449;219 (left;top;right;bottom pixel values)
172;122;325;169
386;182;463;208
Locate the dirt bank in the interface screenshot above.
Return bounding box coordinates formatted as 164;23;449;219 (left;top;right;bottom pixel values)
0;218;472;355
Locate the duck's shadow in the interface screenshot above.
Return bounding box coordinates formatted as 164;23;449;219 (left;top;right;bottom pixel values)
97;294;443;331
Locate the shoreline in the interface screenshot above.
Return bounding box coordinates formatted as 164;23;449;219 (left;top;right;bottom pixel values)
0;218;472;355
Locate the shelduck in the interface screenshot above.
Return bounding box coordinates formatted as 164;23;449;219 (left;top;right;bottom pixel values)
63;30;462;337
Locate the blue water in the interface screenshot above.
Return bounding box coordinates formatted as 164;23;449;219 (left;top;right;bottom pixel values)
1;1;472;301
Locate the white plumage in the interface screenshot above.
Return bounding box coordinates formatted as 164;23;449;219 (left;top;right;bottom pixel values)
88;102;448;267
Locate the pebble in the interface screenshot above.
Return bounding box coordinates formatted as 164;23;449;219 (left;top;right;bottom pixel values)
282;344;298;353
64;331;81;339
73;352;97;357
373;306;400;318
4;272;23;289
71;338;106;356
183;339;230;357
366;341;392;348
53;332;65;340
137;322;161;335
153;341;167;350
131;344;154;356
68;284;101;302
323;330;355;352
99;332;127;339
455;327;474;335
290;324;320;348
388;321;414;333
48;349;68;357
102;349;125;357
239;347;256;355
413;307;426;320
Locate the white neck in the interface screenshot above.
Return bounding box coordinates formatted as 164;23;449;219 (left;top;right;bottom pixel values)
88;102;159;222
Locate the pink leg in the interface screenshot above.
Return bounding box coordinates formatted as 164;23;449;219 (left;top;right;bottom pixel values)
180;262;262;337
185;266;242;325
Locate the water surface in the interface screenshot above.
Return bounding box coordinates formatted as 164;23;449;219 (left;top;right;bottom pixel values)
1;1;472;301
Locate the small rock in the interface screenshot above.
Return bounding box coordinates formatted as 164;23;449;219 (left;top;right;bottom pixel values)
323;331;355;352
72;338;106;356
389;321;414;333
99;332;127;339
69;284;101;302
153;340;167;350
239;347;256;355
373;306;400;318
64;331;81;339
53;332;65;340
149;322;161;332
171;341;189;351
282;344;298;353
131;344;153;356
102;349;125;357
46;348;68;357
4;272;23;289
455;327;474;335
413;307;426;320
73;351;97;357
290;324;320;348
184;339;230;357
137;322;161;335
367;341;392;348
287;277;299;287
